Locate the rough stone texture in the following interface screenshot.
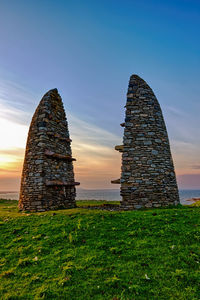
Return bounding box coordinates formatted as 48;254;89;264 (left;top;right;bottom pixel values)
19;89;79;212
112;75;180;209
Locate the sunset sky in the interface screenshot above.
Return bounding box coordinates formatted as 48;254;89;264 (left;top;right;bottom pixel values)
0;0;200;191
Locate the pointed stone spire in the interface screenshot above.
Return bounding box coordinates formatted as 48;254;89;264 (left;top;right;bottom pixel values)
112;75;180;209
19;89;79;212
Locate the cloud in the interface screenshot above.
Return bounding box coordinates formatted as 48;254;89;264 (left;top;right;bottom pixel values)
165;105;188;117
0;77;199;190
0;79;36;107
0;117;28;151
164;105;200;144
170;140;200;176
0;168;20;173
0;78;36;125
0;102;30;126
191;165;200;170
0;79;122;190
177;174;200;189
0;176;20;192
68;113;121;147
161;105;200;177
66;112;122;188
0;148;25;156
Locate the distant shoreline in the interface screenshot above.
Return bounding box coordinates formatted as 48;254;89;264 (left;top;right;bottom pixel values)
186;197;200;202
0;189;200;205
1;188;200;193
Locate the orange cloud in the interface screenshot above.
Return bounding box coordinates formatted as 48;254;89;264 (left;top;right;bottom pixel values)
1;92;200;191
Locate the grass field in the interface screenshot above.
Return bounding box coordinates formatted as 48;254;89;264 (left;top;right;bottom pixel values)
0;199;199;299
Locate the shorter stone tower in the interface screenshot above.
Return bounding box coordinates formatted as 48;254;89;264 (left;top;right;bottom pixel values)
19;89;79;212
112;75;180;209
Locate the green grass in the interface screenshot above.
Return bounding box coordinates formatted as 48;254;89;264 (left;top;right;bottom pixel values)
192;200;200;207
0;199;199;299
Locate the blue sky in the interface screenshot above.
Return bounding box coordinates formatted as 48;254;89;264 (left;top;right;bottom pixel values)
0;0;200;190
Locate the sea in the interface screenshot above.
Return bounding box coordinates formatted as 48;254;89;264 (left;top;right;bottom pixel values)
0;189;200;205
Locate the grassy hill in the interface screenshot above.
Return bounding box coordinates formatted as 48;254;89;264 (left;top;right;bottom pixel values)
0;199;199;299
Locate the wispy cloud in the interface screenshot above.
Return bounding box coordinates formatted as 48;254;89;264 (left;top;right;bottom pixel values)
165;105;188;117
177;174;200;189
69;112;121;148
0;78;199;190
0;148;25;156
0;78;37;125
170;140;200;175
0;79;122;189
0;102;30;126
164;105;199;144
0;79;36;107
191;165;200;170
161;105;200;179
66;112;122;188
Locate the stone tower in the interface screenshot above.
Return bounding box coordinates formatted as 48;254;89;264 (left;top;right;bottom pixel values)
19;89;79;212
112;75;180;209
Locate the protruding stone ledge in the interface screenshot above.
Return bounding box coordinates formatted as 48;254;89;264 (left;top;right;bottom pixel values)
120;123;125;127
45;150;76;161
47;132;72;142
121;182;134;187
115;145;124;152
111;179;120;184
46;180;80;186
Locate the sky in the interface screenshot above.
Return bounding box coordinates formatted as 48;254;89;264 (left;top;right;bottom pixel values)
0;0;200;191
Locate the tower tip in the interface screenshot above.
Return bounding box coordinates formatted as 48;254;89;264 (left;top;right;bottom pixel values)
43;88;59;99
130;74;140;79
129;74;148;87
47;88;58;94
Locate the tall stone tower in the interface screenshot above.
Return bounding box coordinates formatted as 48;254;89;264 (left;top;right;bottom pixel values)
112;75;179;209
19;89;79;212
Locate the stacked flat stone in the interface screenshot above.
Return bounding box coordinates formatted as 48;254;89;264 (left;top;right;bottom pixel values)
112;75;180;209
19;89;79;212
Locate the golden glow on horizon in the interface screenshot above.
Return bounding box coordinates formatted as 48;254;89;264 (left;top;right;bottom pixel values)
171;141;200;176
0;104;199;191
0;118;28;150
0;111;122;190
0;117;27;186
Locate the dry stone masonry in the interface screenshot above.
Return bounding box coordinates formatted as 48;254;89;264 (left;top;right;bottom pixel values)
112;75;180;209
19;89;79;212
